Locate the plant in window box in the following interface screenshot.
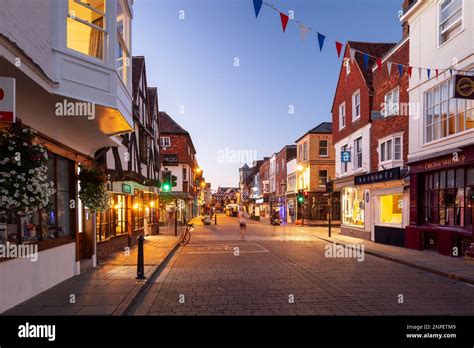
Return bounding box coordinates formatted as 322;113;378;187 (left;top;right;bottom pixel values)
0;121;55;216
78;166;111;213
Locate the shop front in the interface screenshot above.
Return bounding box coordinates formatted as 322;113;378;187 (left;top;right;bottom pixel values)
407;146;474;257
285;194;296;223
337;176;371;240
255;197;269;219
273;196;286;222
354;167;409;246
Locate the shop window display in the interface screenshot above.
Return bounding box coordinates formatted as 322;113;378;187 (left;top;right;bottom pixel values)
342;187;364;227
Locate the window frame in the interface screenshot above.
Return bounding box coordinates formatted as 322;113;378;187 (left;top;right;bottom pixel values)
354;137;363;169
318;170;328;187
160;136;171;148
319;140;329;157
339;102;346;130
384;87;400;117
438;0;464;47
352;90;361;121
379;134;403;165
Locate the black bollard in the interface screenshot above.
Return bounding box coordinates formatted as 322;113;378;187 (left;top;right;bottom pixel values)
136;235;145;279
214;213;217;225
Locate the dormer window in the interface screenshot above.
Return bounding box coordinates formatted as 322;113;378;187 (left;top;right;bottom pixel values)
67;0;106;60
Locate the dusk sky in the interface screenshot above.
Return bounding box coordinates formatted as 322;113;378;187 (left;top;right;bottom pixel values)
133;0;403;189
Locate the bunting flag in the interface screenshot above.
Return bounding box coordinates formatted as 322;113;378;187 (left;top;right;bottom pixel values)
299;23;310;41
376;58;382;70
253;0;263;18
349;48;356;63
250;1;468;80
335;41;343;58
317;32;325;51
280;12;289;32
362;53;369;70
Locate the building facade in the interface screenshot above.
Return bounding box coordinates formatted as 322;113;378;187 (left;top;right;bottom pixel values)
295;122;340;225
0;0;134;312
275;145;297;223
332;41;396;239
402;0;474;257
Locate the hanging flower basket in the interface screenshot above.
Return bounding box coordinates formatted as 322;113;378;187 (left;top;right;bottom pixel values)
0;121;55;215
78;165;111;213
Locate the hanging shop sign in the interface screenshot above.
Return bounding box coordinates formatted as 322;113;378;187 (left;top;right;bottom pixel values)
454;75;474;100
0;77;15;123
122;183;132;194
354;167;401;186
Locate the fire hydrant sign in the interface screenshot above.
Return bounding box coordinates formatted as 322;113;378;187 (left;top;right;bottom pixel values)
0;77;15;122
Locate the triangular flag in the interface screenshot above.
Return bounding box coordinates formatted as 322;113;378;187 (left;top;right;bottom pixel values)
317;32;326;51
335;41;343;58
407;66;413;78
418;67;422;80
387;61;392;75
376;58;382;70
299;23;309;41
253;0;263;18
362;53;369;70
280;12;289;32
427;68;431;79
349;48;356;63
449;69;453;77
398;64;403;77
436;69;439;79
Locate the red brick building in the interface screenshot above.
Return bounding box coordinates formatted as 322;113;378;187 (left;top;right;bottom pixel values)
332;41;395;240
274;145;297;222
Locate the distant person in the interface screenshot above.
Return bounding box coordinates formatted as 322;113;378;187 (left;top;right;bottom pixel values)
238;206;249;240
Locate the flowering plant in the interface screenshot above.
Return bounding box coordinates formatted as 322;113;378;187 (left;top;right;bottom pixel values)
78;165;111;213
0;122;55;214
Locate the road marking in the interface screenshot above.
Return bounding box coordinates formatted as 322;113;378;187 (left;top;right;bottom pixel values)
294;228;306;233
183;243;270;254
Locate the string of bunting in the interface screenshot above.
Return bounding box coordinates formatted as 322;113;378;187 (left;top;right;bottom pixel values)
252;0;473;80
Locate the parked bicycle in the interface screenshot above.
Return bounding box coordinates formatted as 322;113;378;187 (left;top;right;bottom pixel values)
179;223;195;246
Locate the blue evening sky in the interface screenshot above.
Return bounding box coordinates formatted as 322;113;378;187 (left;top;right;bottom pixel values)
133;0;403;189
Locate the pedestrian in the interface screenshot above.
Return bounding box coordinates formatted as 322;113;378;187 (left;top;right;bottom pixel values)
238;206;249;240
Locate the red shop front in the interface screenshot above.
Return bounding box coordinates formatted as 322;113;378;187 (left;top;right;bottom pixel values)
406;145;474;257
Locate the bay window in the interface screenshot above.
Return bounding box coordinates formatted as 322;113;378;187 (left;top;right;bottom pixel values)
379;135;402;163
425;78;474;143
67;0;106;60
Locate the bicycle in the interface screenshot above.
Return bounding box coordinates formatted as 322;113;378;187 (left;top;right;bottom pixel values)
179;223;195;246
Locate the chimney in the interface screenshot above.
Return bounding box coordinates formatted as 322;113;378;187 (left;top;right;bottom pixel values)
401;0;416;38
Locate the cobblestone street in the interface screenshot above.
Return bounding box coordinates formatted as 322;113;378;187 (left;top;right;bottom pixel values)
129;215;474;316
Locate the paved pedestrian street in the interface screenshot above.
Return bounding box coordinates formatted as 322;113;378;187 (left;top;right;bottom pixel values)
128;215;474;316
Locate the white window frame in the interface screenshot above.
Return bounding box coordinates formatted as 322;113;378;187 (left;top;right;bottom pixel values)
116;0;131;84
341;144;349;174
438;0;463;47
379;134;403;165
318;170;328;187
384;87;399;117
354;137;363;169
339;102;346;129
319;140;329;157
160;136;171;148
352;90;361;121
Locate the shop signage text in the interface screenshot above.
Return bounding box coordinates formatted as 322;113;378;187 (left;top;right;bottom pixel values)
162;154;179;166
255;198;268;204
354;167;401;185
423;153;465;171
122;183;132;194
0;77;15;122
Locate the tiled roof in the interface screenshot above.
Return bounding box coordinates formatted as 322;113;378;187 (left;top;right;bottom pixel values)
295;122;332;143
347;41;396;91
158;111;189;135
132;56;145;100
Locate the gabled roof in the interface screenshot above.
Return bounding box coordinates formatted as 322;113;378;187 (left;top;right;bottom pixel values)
147;87;158;113
158;111;189;135
347;41;396;91
295;122;332;143
132;56;145;100
330;42;396;113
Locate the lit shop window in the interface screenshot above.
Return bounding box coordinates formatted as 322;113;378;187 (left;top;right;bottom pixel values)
67;0;106;60
380;194;403;224
342;187;364;227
